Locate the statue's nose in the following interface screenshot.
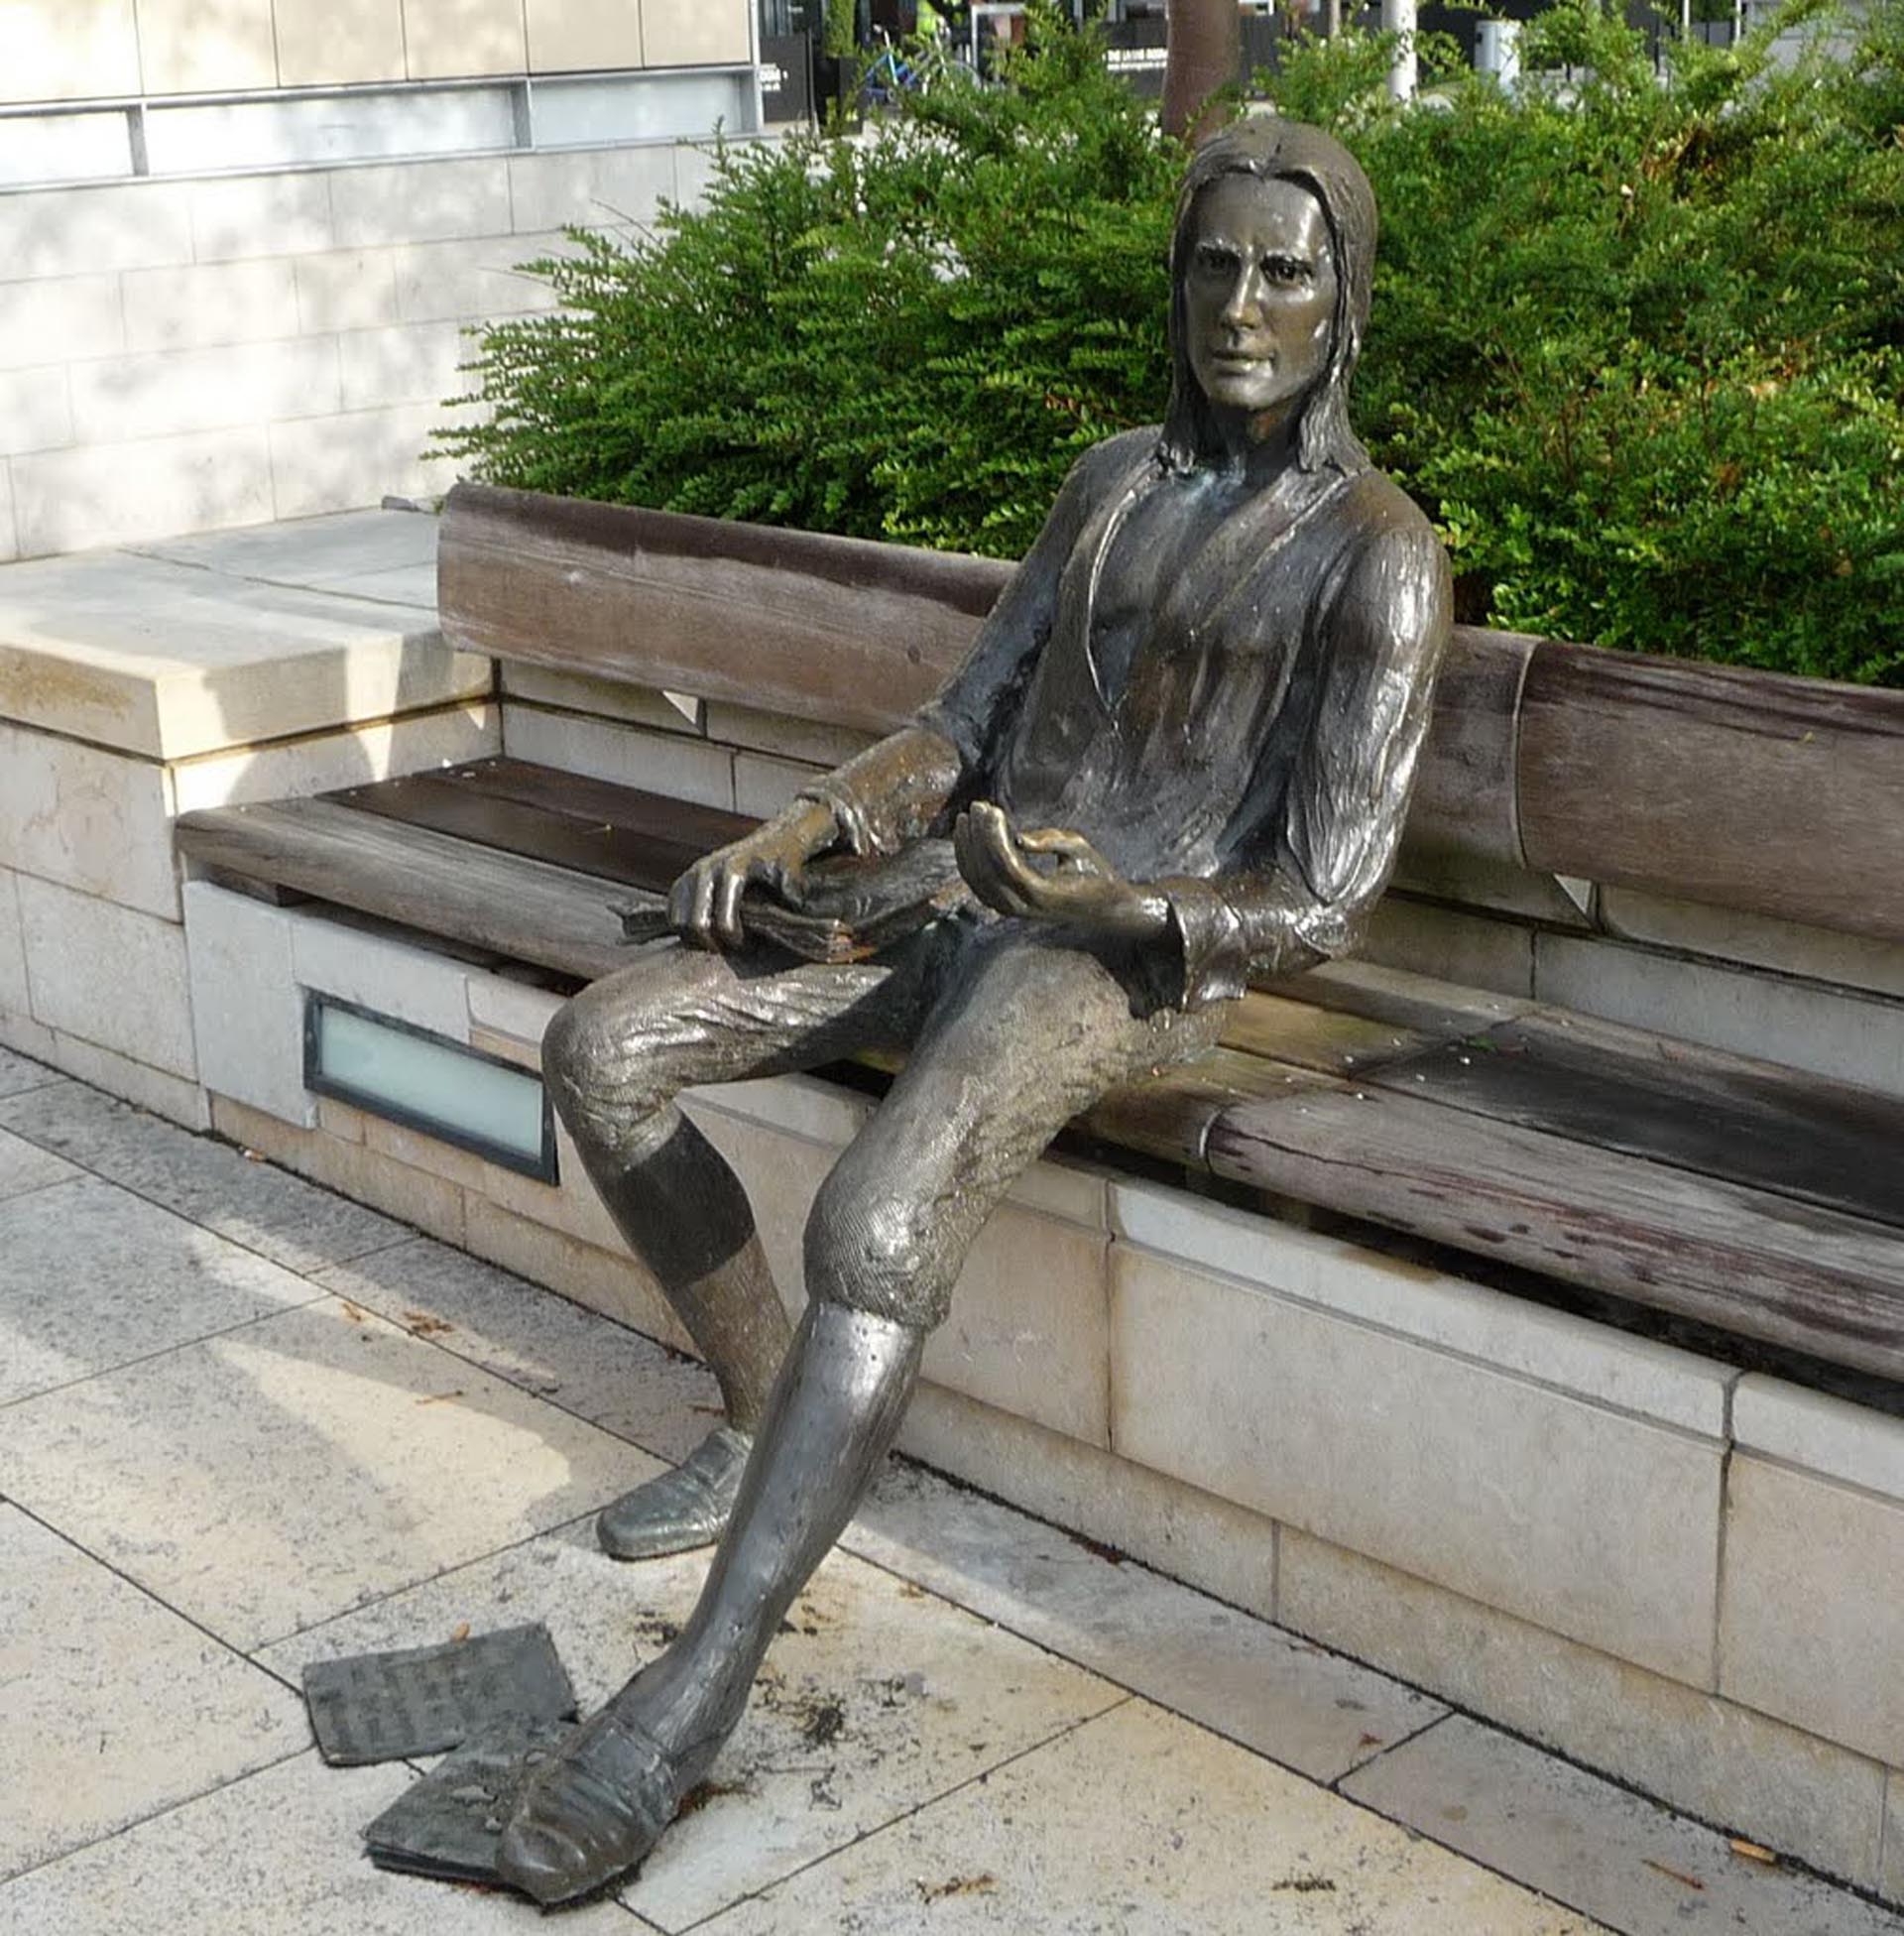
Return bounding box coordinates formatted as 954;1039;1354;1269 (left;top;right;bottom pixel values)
1220;266;1264;329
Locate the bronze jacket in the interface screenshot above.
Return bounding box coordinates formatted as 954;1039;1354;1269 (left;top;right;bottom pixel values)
811;428;1452;1011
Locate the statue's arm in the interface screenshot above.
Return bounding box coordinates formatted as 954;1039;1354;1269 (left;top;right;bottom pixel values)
792;438;1133;858
1155;518;1453;1008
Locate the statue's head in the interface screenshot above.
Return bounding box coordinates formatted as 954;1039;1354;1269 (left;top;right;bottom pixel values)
1159;117;1377;477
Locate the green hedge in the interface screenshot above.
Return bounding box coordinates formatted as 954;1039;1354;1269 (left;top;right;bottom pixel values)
440;0;1904;683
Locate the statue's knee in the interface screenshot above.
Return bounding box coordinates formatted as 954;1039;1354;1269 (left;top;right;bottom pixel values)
803;1163;949;1328
541;986;661;1134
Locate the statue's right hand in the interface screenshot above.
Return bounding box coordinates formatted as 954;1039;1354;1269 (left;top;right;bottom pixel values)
666;796;839;952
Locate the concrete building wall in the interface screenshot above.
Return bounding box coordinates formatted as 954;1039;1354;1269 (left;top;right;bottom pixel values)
1;0;751;104
0;0;765;560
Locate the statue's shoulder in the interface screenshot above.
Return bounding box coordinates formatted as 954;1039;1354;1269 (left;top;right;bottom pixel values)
1335;465;1443;553
1325;468;1453;653
1064;426;1160;501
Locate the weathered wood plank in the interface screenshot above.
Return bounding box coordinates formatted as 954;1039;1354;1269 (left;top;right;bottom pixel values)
438;483;1009;737
1081;1047;1329;1166
1208;1086;1904;1380
439;486;1528;867
1366;1009;1904;1232
1518;639;1904;943
1404;626;1534;868
176;799;646;982
332;760;754;896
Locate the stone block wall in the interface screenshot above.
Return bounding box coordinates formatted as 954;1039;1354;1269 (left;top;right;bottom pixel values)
0;512;495;1122
4;0;750;106
0;142;735;560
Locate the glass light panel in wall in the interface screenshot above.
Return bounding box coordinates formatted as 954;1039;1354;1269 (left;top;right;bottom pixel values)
146;84;518;175
304;995;556;1181
0;109;134;187
531;72;754;146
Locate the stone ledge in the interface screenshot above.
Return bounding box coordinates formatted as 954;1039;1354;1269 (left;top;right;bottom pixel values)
0;512;487;760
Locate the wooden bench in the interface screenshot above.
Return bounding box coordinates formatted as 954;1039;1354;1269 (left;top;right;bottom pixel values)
176;480;1904;1386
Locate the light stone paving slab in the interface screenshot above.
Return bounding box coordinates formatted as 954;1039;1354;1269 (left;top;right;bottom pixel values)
1343;1716;1904;1936
295;246;404;334
0;719;178;917
1600;886;1904;1004
0;548;485;758
1112;1246;1724;1685
499;662;703;734
184;878;312;1126
0;1172;324;1405
1364;894;1538;999
25;1028;211;1128
138;507;439;587
0;1296;644;1650
11;427;279;559
697;1698;1607;1936
1720;1454;1904;1769
0;1124;73;1202
169;700;498;814
313;562;440;608
210;1090;470;1251
702;699;878;770
0;1750;644;1932
0;1076;408;1272
290;908;472;1041
1535;930;1904;1101
16;874;196;1077
505;143;679;237
466;965;564;1050
330;156;514;249
186;170;336;264
1886;1775;1904;1905
504;703;738;811
0;1011;58;1064
898;1381;1284;1628
314;1236;720;1466
733;748;823;818
0;867;28;1016
1111;1177;1735;1437
1278;1523;1891;1893
0;1504;307;1883
1732;1375;1904;1502
847;1459;1445;1784
259;1518;1127;1934
457;1191;692;1354
0;1040;58;1098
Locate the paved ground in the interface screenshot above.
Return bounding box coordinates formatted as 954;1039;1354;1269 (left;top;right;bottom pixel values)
2;1040;1898;1935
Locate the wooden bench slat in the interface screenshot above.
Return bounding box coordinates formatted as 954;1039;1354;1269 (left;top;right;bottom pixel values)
178;781;1904;1378
1364;1010;1904;1233
438;483;1007;738
1208;1086;1904;1380
437;483;1525;865
333;761;753;897
1518;640;1904;943
177;798;641;982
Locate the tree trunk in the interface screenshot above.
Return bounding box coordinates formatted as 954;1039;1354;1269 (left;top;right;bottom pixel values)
1160;0;1240;144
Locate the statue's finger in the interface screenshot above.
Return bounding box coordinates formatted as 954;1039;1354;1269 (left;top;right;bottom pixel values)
713;865;747;950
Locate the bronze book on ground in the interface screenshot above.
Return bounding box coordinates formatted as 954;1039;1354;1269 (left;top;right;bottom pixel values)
617;839;974;963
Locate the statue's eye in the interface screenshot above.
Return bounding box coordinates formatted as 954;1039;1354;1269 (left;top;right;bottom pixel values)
1262;256;1312;285
1194;242;1238;276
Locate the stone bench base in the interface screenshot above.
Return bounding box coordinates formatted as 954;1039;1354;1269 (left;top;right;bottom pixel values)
184;878;1904;1908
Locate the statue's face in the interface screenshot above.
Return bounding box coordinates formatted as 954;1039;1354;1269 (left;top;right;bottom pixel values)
1182;174;1338;426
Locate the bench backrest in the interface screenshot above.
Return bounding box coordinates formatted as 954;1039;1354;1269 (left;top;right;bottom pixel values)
440;481;1904;946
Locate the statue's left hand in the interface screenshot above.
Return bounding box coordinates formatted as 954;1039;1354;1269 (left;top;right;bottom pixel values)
954;801;1170;940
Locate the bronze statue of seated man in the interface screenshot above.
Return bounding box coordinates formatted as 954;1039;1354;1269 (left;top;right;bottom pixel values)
498;116;1452;1905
